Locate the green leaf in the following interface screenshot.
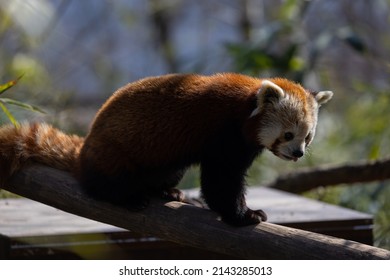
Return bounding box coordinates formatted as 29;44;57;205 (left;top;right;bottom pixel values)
0;98;46;114
0;74;24;95
0;101;20;128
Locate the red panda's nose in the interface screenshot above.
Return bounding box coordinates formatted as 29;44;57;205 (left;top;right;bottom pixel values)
292;150;304;158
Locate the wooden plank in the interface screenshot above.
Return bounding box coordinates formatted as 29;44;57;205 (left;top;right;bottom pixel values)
189;187;372;225
0;187;371;238
0;198;120;237
0;188;369;259
2;164;389;259
8;232;232;260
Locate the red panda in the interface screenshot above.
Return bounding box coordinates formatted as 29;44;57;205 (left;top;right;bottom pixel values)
0;73;333;226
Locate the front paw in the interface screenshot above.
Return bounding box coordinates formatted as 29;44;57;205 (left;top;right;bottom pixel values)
161;188;185;202
222;208;267;226
251;209;267;222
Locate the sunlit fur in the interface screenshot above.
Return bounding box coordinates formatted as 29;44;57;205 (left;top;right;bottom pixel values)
0;123;83;187
0;73;332;226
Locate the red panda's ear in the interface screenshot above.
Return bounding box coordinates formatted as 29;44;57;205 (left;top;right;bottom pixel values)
312;90;333;106
258;80;285;104
250;80;285;118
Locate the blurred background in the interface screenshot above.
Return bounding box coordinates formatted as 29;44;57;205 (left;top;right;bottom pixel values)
0;0;389;249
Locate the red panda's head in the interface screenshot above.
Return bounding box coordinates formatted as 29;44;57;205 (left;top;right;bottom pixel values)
250;79;333;161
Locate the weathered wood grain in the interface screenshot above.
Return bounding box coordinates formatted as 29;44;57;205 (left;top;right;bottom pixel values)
3;164;390;259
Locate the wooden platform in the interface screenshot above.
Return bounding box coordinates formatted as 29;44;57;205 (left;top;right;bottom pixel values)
0;187;373;259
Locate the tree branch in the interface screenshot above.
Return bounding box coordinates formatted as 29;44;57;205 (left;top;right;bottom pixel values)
267;156;390;193
3;164;390;259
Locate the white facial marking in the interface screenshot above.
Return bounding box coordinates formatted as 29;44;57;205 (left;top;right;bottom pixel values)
257;91;318;161
253;81;333;162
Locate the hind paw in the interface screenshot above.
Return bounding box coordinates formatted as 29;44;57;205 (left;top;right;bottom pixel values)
161;188;185;202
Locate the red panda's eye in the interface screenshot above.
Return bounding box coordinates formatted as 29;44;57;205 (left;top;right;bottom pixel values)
284;132;294;141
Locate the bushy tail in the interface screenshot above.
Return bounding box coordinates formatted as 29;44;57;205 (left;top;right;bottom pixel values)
0;123;84;187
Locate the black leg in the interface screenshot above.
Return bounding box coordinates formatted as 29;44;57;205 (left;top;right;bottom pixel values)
143;167;187;202
200;130;266;226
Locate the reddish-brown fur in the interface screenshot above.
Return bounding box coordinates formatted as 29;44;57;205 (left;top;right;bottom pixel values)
0;123;83;186
81;74;311;171
0;73;330;226
80;74;264;173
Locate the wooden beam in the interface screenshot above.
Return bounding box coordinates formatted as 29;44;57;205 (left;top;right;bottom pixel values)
3;164;390;260
267;156;390;193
